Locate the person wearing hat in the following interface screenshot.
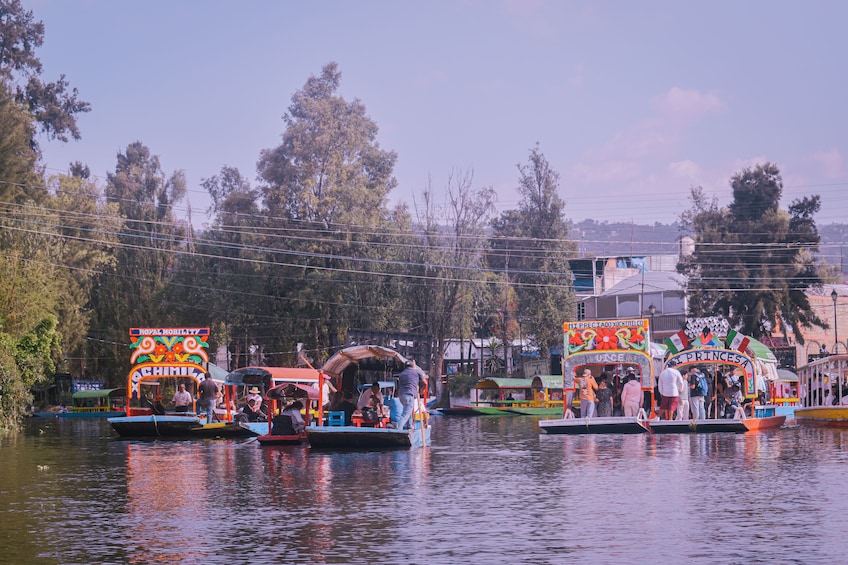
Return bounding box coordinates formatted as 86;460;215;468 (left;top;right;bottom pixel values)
247;386;262;407
575;368;598;418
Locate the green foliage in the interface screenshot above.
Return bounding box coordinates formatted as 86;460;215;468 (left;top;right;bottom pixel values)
0;316;60;431
489;145;576;356
0;0;90;147
679;163;826;342
446;372;479;398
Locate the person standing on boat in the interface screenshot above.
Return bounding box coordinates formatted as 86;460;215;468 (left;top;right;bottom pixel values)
657;360;682;421
687;366;706;420
198;373;219;424
595;374;613;417
171;383;193;413
576;368;598;418
621;373;642;417
676;368;690;420
397;360;427;430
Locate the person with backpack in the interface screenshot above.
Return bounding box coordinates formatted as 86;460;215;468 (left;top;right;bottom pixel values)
687;366;707;420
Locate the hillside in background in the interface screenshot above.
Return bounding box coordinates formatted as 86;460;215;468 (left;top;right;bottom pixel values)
570;220;847;280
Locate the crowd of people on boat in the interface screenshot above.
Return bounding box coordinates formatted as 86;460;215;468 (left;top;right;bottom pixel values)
572;362;770;421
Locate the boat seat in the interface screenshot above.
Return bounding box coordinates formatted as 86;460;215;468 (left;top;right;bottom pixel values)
327;411;345;427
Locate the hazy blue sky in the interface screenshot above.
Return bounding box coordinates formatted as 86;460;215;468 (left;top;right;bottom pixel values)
31;0;848;228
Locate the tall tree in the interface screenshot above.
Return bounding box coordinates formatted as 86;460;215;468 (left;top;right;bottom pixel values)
409;171;496;406
86;142;186;379
489;145;576;361
679;163;826;341
0;0;90;148
255;62;400;360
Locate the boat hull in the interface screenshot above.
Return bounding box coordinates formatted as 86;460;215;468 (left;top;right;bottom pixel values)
648;419;749;434
539;416;650;435
188;422;261;438
437;406;517;417
108;415;203;438
505;407;564;416
256;433;304;445
741;415;786;431
306;424;430;449
34;410;126;419
794;407;848;428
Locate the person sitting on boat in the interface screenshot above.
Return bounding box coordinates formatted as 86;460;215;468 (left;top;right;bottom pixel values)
386;394;403;428
357;382;384;411
338;391;357;425
242;398;266;422
282;400;306;433
171;383;193;413
246;387;263;408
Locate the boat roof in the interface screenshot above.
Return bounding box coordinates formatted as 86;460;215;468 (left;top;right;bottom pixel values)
530;375;563;389
225;366;322;387
356;380;396;392
474;378;534;390
321;345;409;378
266;382;320;401
72;388;125;399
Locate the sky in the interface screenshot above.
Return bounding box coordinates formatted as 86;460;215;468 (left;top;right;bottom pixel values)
30;0;848;230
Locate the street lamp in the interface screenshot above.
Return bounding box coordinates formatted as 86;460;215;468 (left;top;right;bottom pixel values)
832;289;839;354
648;303;656;339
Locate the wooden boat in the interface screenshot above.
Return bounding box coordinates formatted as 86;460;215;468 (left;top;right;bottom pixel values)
254;379;320;446
794;354;848;427
649;323;786;434
441;377;564;417
539;415;650;435
110;414;204;438
34;388;126;418
538;318;658;434
109;327;239;439
305;344;432;449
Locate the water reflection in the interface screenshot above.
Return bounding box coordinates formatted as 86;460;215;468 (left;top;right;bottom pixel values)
3;417;848;564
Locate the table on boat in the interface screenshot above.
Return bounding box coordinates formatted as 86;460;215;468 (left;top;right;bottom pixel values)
351;414;390;428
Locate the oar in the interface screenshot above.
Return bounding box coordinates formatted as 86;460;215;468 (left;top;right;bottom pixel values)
419;396;426;446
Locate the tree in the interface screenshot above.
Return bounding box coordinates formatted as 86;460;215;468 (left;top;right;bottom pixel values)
488;145;576;360
678;163;826;341
0;0;90;148
254;63;401;360
86;142;186;379
408;171;496;406
257;62;397;226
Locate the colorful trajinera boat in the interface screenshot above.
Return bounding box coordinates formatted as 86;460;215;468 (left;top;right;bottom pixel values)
109;327;257;439
440;376;565;416
794;354;848;427
304;345;431;449
645;320;785;434
539;317;786;435
34;388;126;418
539;318;656;435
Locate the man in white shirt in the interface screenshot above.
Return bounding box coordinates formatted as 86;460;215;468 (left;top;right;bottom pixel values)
171;383;193;413
657;360;682;421
357;382;384;411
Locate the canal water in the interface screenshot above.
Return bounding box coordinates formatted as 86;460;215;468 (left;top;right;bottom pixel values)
1;415;846;564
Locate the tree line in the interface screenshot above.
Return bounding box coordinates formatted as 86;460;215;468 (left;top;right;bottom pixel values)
0;1;830;430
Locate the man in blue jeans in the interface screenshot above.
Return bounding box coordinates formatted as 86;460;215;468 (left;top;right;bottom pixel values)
396;360;427;430
198;372;219;424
